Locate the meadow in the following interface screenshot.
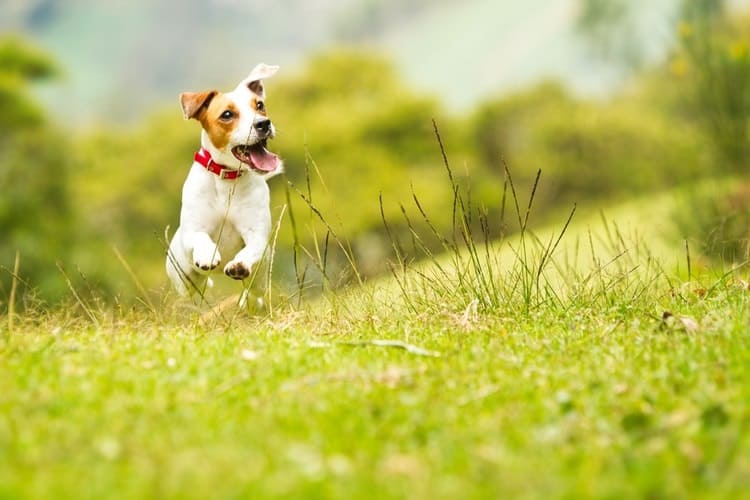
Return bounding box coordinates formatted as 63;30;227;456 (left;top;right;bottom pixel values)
2;170;749;498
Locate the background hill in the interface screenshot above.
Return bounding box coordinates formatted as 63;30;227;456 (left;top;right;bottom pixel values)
3;0;684;126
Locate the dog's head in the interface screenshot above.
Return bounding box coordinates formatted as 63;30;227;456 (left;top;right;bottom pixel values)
180;63;282;176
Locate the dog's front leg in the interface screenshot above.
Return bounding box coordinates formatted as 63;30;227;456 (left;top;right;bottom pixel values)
183;231;222;272
224;229;267;280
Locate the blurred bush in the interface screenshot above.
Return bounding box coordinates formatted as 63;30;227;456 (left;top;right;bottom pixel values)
269;50;477;277
70;112;196;295
663;4;750;264
471;81;710;218
672;6;750;170
674;181;750;265
0;37;73;307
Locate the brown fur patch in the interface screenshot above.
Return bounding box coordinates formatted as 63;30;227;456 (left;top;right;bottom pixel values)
250;97;268;117
180;91;217;120
198;94;239;150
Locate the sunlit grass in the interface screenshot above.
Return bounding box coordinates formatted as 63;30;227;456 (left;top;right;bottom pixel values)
2;262;749;498
2;144;749;498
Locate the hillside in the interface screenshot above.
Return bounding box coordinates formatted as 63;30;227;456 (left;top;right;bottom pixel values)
341;185;692;319
2;0;685;126
3;185;749;499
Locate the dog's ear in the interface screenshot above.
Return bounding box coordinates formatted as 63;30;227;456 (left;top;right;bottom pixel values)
241;63;279;97
179;90;218;120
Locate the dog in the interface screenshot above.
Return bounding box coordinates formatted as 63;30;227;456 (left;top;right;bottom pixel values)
166;63;282;295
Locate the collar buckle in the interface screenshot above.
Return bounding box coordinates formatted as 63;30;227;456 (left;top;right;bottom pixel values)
194;148;242;180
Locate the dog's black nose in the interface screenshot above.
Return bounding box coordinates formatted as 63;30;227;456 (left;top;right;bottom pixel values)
254;119;271;134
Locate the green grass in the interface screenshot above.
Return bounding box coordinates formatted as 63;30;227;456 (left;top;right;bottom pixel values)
2;187;750;499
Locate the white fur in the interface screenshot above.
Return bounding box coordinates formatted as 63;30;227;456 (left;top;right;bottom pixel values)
166;64;281;295
240;63;278;96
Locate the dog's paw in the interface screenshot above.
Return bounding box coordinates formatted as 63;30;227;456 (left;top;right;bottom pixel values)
224;260;251;280
193;245;221;272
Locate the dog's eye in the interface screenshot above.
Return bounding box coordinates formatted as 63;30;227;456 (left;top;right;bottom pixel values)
220;110;235;120
256;101;265;112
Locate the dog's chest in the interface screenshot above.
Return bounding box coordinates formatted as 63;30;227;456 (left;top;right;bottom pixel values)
182;168;270;245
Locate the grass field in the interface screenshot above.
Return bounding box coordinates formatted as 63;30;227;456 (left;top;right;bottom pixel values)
2;186;750;499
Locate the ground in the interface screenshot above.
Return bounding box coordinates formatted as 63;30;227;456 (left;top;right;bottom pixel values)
1;192;749;499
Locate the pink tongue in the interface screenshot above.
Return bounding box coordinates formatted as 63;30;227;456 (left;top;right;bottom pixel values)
248;146;280;172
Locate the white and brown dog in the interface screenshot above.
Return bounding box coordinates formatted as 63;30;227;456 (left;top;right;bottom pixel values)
166;63;282;295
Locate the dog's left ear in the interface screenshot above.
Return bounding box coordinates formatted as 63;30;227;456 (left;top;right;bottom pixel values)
240;63;279;98
180;90;218;120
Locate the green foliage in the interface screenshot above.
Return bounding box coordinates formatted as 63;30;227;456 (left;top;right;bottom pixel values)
0;129;74;297
0;36;58;81
0;37;58;131
471;82;709;215
0;76;45;129
71;112;196;294
272;51;459;199
260;51;477;278
574;0;749;171
674;180;750;265
661;7;750;266
0;37;73;306
673;10;750;169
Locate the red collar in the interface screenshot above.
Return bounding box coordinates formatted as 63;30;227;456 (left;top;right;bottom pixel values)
194;148;244;180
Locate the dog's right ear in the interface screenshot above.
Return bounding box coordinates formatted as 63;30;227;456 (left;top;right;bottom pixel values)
179;90;218;120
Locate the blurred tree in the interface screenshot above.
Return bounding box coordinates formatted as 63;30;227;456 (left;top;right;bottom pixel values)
577;0;748;170
0;36;73;306
471;81;709;215
0;36;58;130
71;112;195;295
0;36;58;81
675;1;749;170
666;3;750;264
268;50;470;275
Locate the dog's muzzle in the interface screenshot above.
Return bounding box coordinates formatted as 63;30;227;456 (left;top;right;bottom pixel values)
254;118;272;137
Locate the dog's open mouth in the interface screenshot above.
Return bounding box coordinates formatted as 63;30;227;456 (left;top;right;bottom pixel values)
232;140;280;173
